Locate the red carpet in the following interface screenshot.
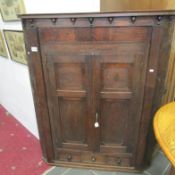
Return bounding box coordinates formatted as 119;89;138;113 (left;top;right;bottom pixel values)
0;105;51;175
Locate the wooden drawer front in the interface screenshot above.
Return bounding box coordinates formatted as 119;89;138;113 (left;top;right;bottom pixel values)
82;154;131;167
107;156;131;167
58;151;81;162
57;151;131;167
82;153;106;164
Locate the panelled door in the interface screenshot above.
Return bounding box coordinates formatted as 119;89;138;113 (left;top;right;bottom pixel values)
92;51;150;166
39;26;152;166
41;53;95;161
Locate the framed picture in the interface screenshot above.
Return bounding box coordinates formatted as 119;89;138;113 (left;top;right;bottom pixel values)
0;0;26;21
0;31;8;58
4;30;27;65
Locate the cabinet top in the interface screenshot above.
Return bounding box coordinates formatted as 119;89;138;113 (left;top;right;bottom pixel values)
19;10;175;19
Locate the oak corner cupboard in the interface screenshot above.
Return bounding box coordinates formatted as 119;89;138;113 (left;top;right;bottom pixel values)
20;10;175;172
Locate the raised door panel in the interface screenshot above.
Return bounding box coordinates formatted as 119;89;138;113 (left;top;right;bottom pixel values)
98;54;146;154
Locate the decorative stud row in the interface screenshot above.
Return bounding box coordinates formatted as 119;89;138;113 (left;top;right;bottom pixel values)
50;15;165;25
27;15;170;26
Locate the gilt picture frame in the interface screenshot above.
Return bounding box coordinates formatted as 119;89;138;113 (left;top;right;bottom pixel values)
4;30;27;65
0;0;26;21
0;30;8;58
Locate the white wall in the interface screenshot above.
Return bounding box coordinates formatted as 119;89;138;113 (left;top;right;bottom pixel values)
0;0;100;138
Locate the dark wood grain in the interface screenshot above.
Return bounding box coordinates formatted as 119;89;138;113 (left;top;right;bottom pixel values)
144;21;175;167
22;27;54;162
21;11;175;172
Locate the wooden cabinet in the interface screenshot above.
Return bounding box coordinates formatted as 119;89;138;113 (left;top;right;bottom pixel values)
20;11;175;172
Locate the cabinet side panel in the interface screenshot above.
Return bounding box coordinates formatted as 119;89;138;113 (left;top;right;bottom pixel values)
145;22;175;166
135;23;174;167
22;24;54;162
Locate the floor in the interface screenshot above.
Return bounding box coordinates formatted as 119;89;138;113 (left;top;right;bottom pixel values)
0;105;50;175
43;149;171;175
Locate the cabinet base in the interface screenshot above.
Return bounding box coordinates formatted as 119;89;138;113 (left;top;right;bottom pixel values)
46;160;142;173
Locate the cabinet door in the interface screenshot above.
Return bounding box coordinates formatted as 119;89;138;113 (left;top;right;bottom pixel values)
88;27;152;167
41;53;93;158
93;50;150;164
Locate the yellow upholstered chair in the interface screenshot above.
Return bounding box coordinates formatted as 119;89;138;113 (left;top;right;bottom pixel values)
154;102;175;175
